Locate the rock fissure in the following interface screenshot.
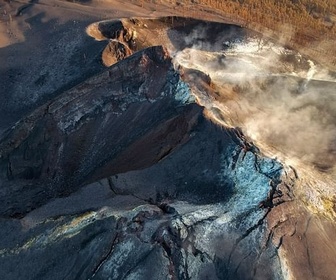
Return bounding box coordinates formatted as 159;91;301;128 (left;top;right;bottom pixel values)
303;216;315;278
89;220;124;279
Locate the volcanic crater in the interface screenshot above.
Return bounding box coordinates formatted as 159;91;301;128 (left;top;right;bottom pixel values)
1;14;336;280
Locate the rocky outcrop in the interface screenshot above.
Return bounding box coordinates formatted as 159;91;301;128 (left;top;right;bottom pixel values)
0;45;197;217
94;20;137;66
0;90;285;280
87;17;247;66
0;42;286;279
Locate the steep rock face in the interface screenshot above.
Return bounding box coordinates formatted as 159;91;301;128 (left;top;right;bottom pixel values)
266;195;336;280
0;46;197;217
0;98;285;280
0;43;286;279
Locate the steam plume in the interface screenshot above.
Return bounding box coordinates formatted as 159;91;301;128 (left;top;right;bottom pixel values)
173;31;336;173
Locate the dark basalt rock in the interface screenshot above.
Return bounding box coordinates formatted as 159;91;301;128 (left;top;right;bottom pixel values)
0;46;196;217
0;42;285;279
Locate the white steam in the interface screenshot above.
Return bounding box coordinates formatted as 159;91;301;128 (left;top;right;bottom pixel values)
174;36;336;173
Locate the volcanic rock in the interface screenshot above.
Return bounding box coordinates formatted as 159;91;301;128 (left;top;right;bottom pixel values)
1;11;336;280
